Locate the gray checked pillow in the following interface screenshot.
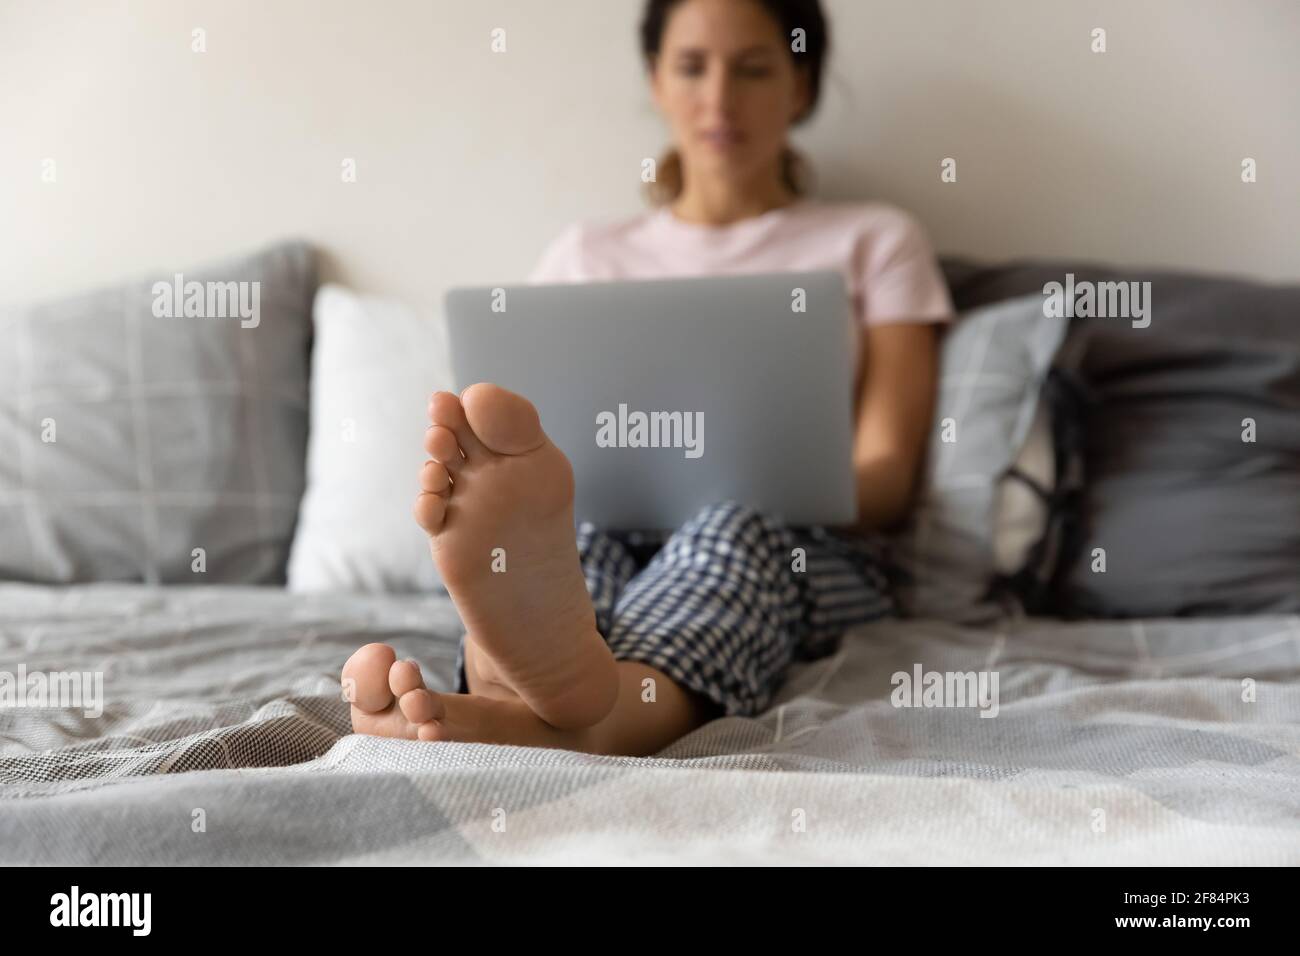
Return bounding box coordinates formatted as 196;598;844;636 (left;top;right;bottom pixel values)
0;241;316;584
891;294;1069;620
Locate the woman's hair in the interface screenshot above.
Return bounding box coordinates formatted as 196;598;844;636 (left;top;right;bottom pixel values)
639;0;830;205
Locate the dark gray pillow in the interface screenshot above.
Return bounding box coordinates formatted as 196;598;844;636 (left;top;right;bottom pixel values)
943;258;1300;617
0;242;316;584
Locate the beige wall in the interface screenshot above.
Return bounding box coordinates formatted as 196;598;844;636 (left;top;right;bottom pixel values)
3;0;1297;311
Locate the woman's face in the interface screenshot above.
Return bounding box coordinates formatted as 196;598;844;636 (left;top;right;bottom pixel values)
651;0;809;188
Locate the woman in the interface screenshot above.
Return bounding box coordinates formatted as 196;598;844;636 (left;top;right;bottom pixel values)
342;0;953;755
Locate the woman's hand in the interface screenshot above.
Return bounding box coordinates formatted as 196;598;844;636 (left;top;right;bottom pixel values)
850;322;941;532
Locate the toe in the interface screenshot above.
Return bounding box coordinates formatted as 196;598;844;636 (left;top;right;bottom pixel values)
430;390;486;458
413;491;447;534
425;425;463;467
389;658;427;697
399;688;444;725
342;643;398;712
414;460;452;533
461;383;545;456
416;720;449;742
419;460;451;495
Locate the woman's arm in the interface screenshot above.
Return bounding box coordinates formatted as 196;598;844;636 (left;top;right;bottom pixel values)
851;322;940;531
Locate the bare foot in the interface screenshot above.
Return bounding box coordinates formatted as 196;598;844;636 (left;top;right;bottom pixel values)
412;383;619;729
342;643;448;741
342;644;710;756
342;642;597;748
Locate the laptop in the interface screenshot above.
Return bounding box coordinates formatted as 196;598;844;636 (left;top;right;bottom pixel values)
443;271;857;531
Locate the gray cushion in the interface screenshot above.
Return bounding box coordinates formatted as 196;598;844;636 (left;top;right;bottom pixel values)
0;242;316;584
891;294;1068;620
943;258;1300;617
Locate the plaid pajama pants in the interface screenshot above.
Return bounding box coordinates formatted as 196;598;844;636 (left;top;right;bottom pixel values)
453;501;894;717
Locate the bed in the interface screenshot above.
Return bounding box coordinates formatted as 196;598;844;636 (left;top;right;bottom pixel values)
3;583;1296;865
4;245;1299;866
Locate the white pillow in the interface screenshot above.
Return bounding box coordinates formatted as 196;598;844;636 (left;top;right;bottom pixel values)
287;285;451;593
992;399;1054;575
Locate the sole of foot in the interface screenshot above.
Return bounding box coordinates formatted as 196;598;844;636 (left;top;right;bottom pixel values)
412;383;619;730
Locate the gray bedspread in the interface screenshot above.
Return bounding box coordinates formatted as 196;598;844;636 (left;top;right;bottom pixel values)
1;583;1297;865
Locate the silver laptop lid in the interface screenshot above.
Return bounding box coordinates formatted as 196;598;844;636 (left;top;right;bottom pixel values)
444;271;856;530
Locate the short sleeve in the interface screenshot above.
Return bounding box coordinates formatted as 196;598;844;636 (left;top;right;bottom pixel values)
860;210;954;326
528;223;587;284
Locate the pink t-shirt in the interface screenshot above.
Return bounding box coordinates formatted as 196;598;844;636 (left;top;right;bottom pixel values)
528;198;954;328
